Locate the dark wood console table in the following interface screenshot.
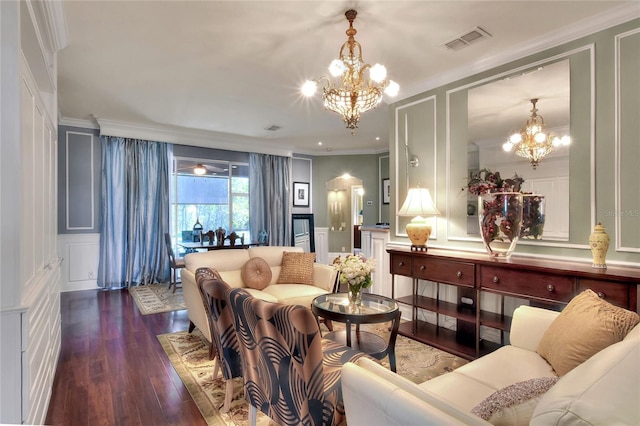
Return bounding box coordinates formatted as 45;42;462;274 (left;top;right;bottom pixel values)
388;247;639;361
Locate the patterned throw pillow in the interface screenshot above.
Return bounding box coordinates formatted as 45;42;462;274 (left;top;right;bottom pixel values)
471;377;559;425
241;257;272;290
537;289;640;376
276;251;315;285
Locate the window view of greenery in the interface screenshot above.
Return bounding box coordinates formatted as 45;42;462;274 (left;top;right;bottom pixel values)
170;159;249;251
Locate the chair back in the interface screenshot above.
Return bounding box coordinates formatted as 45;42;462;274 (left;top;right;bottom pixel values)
196;268;242;380
164;233;177;266
227;288;335;426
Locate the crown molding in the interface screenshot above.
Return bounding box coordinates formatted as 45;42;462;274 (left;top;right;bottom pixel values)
28;0;68;52
94;118;294;157
401;3;640;100
295;147;390;157
59;116;99;130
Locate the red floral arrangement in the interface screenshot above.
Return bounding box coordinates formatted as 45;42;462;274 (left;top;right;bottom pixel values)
463;169;543;244
463;168;524;196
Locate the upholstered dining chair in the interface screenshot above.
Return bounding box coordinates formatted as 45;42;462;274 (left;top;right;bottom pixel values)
227;288;368;426
196;268;243;413
164;233;185;293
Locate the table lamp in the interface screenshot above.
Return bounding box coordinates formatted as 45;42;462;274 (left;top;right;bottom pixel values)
398;187;440;251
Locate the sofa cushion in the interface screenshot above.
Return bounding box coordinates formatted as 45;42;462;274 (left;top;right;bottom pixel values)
277;251;315;285
531;328;640;425
184;249;250;272
471;377;558;425
241;257;272;290
262;284;328;306
241;288;279;303
249;245;303;266
421;345;556;412
536;289;639;376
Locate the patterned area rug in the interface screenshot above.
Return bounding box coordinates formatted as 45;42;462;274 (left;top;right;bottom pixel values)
158;323;468;425
129;283;186;315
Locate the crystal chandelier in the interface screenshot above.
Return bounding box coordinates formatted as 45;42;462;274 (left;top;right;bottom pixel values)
301;10;399;134
502;98;571;169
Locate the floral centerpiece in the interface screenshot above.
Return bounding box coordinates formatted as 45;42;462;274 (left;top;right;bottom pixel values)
334;254;376;305
464;168;524;196
463;169;545;256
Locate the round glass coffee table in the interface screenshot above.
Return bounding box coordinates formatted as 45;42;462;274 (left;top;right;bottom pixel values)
311;292;401;372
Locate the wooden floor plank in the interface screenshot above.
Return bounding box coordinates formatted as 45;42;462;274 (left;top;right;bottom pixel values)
45;289;207;425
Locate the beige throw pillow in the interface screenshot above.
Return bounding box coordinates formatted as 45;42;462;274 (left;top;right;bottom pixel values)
241;257;272;290
536;289;639;376
277;251;315;285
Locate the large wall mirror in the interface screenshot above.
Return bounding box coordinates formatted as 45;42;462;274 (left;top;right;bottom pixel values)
292;213;315;253
447;48;594;247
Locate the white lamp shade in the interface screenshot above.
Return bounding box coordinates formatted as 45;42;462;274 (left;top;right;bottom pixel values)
398;187;440;217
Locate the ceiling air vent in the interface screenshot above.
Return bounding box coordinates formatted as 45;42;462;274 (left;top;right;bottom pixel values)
265;125;281;131
444;26;492;51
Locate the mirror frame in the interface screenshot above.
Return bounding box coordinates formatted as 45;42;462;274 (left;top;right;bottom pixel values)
291;213;315;253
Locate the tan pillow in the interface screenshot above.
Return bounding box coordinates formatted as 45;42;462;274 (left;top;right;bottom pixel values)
241;257;272;290
471;377;559;425
276;251;315;285
537;289;639;376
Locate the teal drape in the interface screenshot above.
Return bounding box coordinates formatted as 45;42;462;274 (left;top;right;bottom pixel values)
249;153;291;246
97;136;170;288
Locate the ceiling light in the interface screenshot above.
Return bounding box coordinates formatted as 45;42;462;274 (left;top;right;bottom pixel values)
502;98;571;169
193;164;207;175
301;10;399;134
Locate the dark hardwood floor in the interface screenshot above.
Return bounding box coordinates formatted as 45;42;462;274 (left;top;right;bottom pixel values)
45;288;208;426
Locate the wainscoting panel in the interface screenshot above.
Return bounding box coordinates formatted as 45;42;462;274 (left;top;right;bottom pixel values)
615;28;640;253
314;227;329;265
65;131;95;230
58;233;100;292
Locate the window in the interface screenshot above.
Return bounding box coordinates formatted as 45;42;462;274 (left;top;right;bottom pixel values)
170;158;249;250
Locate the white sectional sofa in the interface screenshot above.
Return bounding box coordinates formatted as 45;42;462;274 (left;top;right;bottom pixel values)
342;304;640;425
181;245;337;344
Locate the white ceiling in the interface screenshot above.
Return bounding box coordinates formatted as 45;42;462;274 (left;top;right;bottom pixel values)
57;1;639;155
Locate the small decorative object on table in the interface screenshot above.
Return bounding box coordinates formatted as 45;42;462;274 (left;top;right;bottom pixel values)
589;222;610;269
215;227;226;246
334;254;376;306
192;218;203;242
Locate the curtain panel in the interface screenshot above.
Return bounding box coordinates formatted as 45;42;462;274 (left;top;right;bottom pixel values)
98;136;170;288
249;154;291;246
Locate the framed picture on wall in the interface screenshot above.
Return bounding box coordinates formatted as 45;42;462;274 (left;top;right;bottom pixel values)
293;182;310;207
382;178;390;204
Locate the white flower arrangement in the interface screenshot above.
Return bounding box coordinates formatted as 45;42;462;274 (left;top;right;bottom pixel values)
334;254;376;293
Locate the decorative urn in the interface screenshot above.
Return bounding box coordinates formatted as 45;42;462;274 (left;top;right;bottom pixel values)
589;222;610;269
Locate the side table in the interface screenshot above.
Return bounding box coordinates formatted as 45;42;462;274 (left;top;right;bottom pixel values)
311;293;400;372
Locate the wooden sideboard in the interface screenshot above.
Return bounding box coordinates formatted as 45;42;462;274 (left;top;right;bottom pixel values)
388;247;640;360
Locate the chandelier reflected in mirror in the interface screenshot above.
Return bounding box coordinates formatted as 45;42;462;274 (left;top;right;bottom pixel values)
301;10;399;134
502;98;571;169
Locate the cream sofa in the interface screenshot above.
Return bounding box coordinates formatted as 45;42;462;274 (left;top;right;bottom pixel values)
181;246;337;344
342;305;640;425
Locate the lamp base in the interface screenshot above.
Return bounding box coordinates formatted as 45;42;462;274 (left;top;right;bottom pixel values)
406;217;432;250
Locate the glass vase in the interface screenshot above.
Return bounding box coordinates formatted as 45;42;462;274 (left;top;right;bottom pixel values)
520;194;545;239
478;192;523;258
348;284;362;306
